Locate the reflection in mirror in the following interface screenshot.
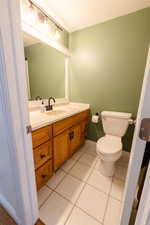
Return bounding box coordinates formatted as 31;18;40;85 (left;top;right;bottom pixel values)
23;32;65;100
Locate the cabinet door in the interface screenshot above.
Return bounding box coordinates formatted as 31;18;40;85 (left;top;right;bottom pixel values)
70;124;81;155
80;120;89;146
54;130;69;170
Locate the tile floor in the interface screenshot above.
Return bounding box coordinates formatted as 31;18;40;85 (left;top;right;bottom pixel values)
38;140;129;225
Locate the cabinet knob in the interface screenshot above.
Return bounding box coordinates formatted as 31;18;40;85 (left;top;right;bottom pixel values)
40;154;46;159
41;174;47;179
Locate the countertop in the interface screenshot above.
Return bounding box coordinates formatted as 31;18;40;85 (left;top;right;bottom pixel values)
29;102;90;131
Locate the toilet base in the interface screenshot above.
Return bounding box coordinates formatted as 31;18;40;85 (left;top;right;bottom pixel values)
99;159;115;177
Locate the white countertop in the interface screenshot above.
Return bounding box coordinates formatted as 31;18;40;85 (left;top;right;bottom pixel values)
29;102;90;131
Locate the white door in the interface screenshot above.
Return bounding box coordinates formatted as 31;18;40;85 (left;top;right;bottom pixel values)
120;47;150;225
0;0;39;224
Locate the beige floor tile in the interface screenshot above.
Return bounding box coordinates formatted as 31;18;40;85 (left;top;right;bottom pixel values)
82;141;97;156
47;169;66;190
117;151;130;167
69;162;92;182
55;174;84;203
87;170;112;194
40;192;73;225
115;165;128;181
104;197;122;225
66;207;102;225
78;154;97;168
38;185;52;208
71;150;84;161
94;158;102;171
76;184;108;222
62;159;77;172
110;178;125;201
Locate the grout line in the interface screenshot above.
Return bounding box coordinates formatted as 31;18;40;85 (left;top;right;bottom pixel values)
102;169;114;224
47;170;68;191
53;189;75;204
38;187;54;209
75;205;103;224
109;194;123;203
64;205;75;225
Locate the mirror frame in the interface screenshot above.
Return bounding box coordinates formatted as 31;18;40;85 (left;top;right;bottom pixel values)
22;22;71;100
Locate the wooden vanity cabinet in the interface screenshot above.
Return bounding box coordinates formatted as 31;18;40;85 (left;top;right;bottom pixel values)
32;109;90;190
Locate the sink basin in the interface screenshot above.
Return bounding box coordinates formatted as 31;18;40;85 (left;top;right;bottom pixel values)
44;109;66;116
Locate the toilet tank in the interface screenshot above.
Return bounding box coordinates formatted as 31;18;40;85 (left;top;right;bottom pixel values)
101;111;132;137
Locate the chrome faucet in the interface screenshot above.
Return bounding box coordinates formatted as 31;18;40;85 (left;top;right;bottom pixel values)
35;96;42;100
45;97;56;111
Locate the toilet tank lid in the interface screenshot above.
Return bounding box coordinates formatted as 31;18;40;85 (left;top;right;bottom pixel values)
101;111;132;119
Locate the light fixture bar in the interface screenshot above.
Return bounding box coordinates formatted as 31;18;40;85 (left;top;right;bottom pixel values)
28;0;64;31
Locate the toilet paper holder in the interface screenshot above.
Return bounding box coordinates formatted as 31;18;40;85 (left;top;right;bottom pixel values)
92;112;100;123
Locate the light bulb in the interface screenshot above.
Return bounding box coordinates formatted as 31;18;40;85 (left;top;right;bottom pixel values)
28;4;36;23
55;30;61;40
43;19;49;33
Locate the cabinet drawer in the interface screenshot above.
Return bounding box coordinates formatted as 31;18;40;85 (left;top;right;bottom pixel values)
35;160;53;191
53;110;90;136
33;141;52;169
32;125;52;148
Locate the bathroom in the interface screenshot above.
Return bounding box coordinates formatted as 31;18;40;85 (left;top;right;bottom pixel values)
0;1;150;225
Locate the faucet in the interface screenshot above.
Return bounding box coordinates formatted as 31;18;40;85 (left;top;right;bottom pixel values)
45;97;56;111
35;96;42;100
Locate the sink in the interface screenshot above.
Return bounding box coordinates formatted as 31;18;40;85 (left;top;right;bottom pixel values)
44;109;66;116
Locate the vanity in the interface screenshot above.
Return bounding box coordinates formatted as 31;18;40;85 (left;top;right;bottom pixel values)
23;31;90;191
30;103;90;191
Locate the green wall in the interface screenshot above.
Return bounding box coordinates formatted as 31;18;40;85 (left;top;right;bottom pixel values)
25;43;65;99
69;8;150;151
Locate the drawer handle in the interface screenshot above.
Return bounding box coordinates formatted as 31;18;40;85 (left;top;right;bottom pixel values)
69;131;74;140
40;154;46;159
41;174;47;179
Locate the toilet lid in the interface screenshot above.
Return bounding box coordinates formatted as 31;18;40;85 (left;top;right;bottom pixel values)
97;135;122;154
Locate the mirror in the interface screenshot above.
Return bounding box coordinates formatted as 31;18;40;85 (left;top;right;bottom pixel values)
23;32;66;100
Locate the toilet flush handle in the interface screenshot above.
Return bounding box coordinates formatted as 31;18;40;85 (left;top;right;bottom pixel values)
129;119;136;125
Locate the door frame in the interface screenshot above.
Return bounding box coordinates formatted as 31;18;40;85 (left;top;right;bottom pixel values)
0;0;39;224
120;46;150;225
135;161;150;225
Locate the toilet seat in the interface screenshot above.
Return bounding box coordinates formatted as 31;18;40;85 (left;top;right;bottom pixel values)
97;135;122;156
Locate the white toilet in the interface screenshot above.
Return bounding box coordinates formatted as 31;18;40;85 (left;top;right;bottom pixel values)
96;111;132;177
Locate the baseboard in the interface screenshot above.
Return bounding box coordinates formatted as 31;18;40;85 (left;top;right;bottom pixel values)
85;139;96;145
122;150;130;156
0;193;21;224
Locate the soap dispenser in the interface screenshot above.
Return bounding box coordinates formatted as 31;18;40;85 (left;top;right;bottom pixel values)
40;101;46;113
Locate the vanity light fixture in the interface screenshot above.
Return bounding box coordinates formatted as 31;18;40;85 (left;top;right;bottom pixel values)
43;17;49;33
28;0;64;37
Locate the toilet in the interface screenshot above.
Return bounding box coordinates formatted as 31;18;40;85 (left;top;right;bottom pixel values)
96;111;132;177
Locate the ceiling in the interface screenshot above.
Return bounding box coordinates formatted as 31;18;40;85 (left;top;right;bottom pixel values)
23;32;39;46
33;0;150;32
